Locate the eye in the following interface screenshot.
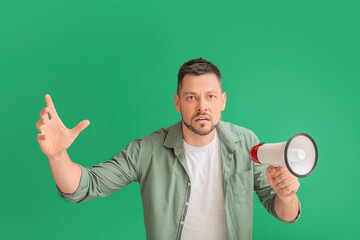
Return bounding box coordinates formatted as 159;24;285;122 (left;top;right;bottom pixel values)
186;96;195;100
208;95;215;99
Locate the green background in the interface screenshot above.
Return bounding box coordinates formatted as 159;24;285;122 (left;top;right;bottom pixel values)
1;0;359;239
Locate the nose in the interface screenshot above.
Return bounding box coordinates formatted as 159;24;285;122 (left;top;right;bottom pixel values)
196;97;208;112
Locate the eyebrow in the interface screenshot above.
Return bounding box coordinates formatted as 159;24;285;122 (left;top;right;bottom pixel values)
183;91;197;96
183;90;220;96
206;90;219;95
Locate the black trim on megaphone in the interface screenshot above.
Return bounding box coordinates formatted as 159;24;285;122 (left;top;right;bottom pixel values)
284;132;318;178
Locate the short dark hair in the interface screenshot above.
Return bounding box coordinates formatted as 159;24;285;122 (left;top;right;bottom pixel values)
177;57;222;95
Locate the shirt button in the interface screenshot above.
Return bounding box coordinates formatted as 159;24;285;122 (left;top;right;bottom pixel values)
185;202;189;206
188;182;191;187
180;221;184;225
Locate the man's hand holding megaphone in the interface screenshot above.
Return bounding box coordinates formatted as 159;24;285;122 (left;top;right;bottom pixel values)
266;166;300;199
250;132;318;221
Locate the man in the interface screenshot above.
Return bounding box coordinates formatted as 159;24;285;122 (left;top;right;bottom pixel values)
36;58;300;240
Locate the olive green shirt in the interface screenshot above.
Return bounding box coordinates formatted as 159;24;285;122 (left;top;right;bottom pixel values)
57;120;300;240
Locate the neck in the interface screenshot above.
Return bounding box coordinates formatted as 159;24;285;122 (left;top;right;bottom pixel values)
182;121;216;147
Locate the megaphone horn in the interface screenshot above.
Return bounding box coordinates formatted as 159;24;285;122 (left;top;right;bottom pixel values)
250;133;318;178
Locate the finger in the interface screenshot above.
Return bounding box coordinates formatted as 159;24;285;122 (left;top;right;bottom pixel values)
272;166;288;178
45;94;58;119
277;191;291;198
266;167;273;176
281;191;294;197
36;119;46;133
279;182;299;194
279;186;292;195
285;192;296;197
37;133;46;141
267;166;276;175
275;176;297;189
272;170;292;185
288;181;300;193
71;120;90;137
39;107;50;120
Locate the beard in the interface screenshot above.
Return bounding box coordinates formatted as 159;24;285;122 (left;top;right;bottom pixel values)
182;113;219;136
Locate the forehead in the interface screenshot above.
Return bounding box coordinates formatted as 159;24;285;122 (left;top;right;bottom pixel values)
180;73;221;94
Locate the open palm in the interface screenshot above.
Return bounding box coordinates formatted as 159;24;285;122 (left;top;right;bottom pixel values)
36;94;90;158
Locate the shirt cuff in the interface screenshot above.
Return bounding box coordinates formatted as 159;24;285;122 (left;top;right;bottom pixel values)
56;164;89;203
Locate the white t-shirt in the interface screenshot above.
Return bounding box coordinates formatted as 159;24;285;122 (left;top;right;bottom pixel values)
181;130;230;240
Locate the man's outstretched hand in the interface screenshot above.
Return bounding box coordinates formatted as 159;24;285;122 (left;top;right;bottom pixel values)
36;94;90;158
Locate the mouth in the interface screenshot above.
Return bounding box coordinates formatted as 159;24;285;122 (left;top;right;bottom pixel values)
194;115;210;123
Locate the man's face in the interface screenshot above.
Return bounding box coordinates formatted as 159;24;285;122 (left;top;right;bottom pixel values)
174;73;226;136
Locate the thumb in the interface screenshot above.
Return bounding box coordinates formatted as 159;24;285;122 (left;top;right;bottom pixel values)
267;166;276;176
72;120;90;137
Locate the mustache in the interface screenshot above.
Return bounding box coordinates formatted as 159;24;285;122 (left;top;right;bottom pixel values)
191;112;213;121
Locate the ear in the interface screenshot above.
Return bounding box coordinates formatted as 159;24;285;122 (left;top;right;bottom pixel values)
221;92;227;111
174;94;181;113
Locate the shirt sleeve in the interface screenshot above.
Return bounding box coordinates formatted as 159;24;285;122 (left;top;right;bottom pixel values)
56;138;143;203
251;134;301;224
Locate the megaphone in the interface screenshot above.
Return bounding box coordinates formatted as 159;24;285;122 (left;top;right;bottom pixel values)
250;133;318;178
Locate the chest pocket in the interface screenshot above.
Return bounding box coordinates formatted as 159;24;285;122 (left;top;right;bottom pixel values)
227;170;254;205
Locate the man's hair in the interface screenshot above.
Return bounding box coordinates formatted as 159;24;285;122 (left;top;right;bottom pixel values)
177;57;222;96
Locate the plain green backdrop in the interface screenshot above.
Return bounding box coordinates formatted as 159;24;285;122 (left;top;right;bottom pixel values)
1;0;359;239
